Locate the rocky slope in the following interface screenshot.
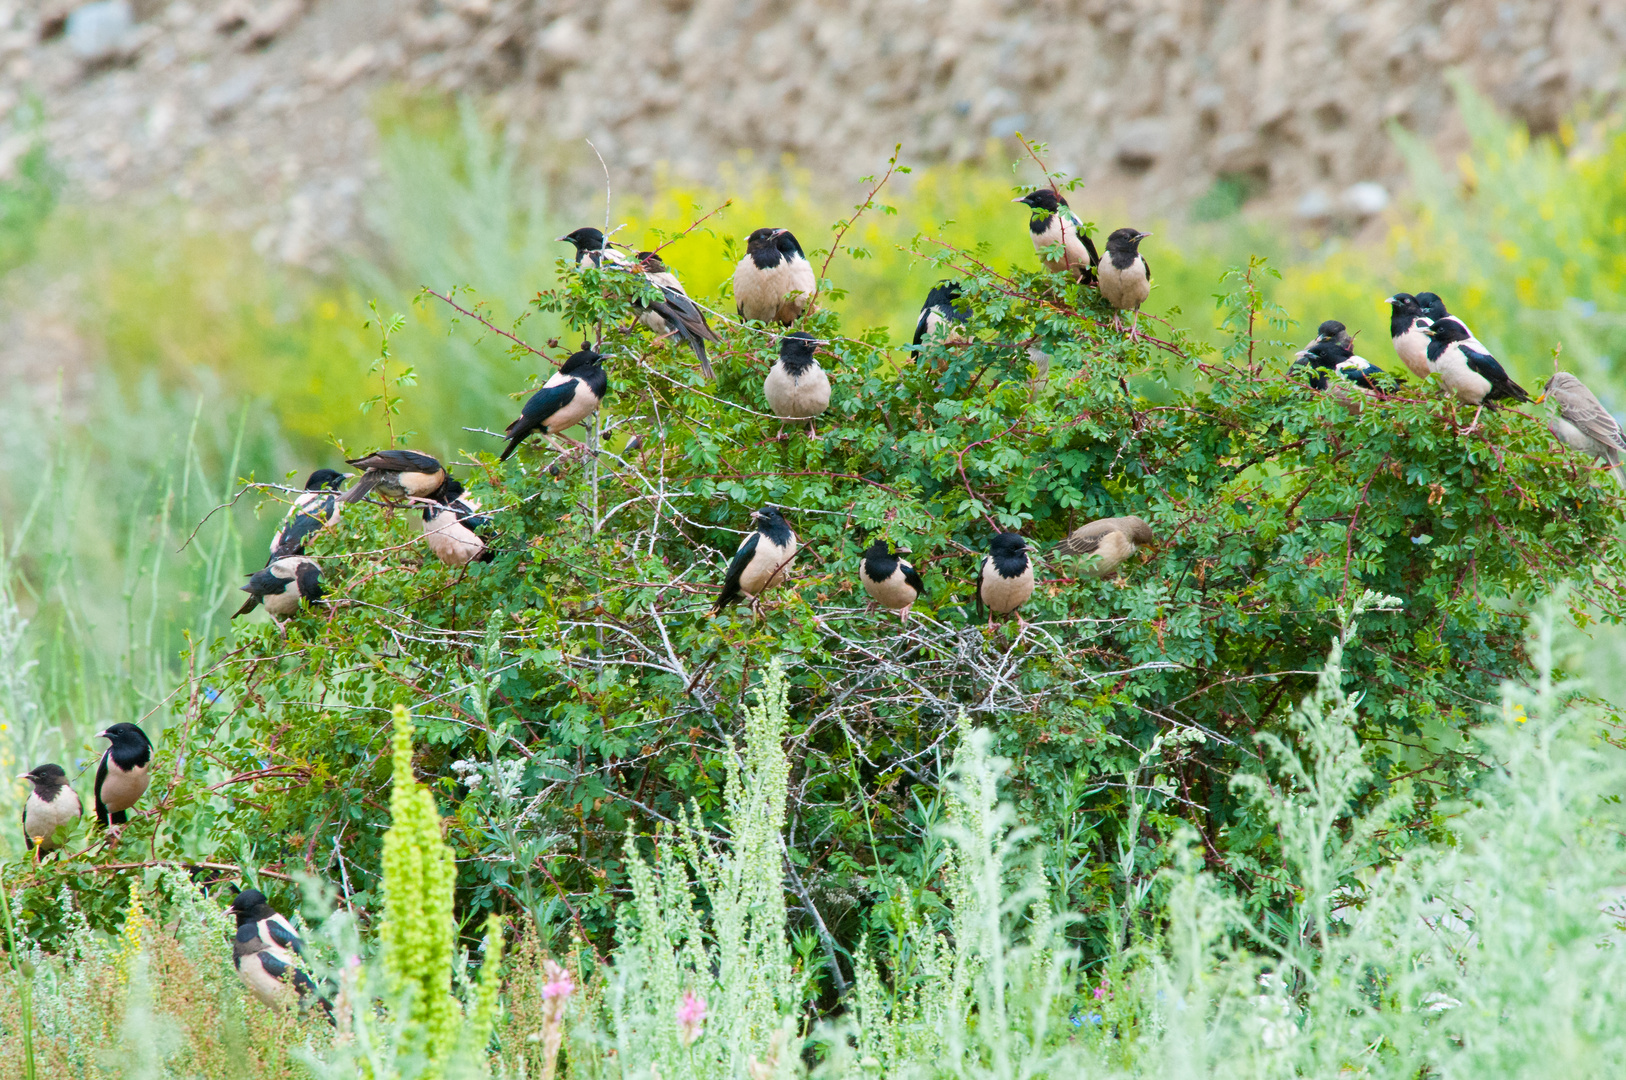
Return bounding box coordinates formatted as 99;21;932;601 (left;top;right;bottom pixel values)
2;0;1623;264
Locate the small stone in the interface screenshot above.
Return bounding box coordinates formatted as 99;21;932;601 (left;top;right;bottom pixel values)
1295;188;1334;220
1341;181;1390;216
243;0;302;48
1115;119;1168;168
66;0;133;62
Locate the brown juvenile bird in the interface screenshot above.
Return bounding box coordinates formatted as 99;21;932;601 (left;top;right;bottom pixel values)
733;228;816;324
1541;372;1626;486
20;763;80;856
1097;228;1152;334
1055;516;1156;577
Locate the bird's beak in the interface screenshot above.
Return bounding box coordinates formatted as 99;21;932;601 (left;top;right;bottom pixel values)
1534;394;1547;404
1010;196;1027;203
770;228;787;238
1384;296;1396;304
1136;231;1153;240
750;511;764;522
96;729;109;740
16;773;31;782
555;235;571;243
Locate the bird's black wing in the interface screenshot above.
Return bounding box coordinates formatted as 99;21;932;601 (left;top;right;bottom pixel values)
499;383;578;461
94;751;112;827
1462;347;1530;403
712;533;760;614
1141;254;1151;284
345;449;442;473
270;495;333;561
901;562;926;599
294;561;323;603
645;286;717;379
911;306;931;348
263;915;307;957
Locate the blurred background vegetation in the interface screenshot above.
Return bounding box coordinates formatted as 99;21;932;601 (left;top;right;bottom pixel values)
1;79;1625;832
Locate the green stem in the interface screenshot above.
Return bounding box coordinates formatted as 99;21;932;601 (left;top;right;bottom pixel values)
0;862;37;1080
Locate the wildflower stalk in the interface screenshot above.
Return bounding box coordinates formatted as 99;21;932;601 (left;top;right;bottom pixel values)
380;703;459;1072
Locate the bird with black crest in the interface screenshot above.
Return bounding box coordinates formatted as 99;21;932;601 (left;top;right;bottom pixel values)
229;888;331;1018
712;508;798;616
1540;372;1626;486
1384;294;1432;380
20;763;80;857
234;556;323;624
497;347;610;461
1307;320;1354;355
977;533;1035;623
733;228;816;324
1012;188;1098;283
1424;319;1529;433
421;477;496;567
341;450;447;505
268;468;346;561
557;227;719;379
764;331;831;438
859;538;926;621
1097;228;1153;334
912;281;970;350
93;722;152;828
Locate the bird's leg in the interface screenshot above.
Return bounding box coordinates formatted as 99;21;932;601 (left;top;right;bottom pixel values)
807;420;821;440
1130;311;1141;338
1460;405;1486;436
1110;313;1122;333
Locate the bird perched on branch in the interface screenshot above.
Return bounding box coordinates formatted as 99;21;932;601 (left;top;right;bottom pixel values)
734;228;816;324
20;763;79;857
1416;292;1484;348
229;889;330;1017
859;539;926;620
234;556;323;621
1056;516;1156;578
977;533;1034;622
1308;320;1354;354
1424;319;1529;432
341;450;447;505
1385;294;1432;380
1097;228;1153;334
764;331;831;437
1013;189;1098;283
268;469;345;561
1540;372;1626;486
497;348;610;461
635;250;720;379
712;508;798;615
556;228;719;379
1292;340;1390;398
912;281;970;349
421;478;496;567
93;722;151;828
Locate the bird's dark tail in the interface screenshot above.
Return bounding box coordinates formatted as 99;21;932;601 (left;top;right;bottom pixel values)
232;591;260;619
497;432;526;462
340;472;382;504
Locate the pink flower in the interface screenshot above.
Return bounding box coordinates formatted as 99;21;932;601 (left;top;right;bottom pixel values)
1093;980;1110;1001
677;990;708;1046
543;959;576;1002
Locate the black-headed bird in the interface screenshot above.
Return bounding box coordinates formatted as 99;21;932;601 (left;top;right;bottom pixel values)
859;539;925;620
421;478;496;567
1424;319;1529;432
1013;189;1098;283
1308;320;1354;353
977;533;1035;622
1541;372;1626;486
497;348;610;461
229;889;330;1017
20;763;80;857
1416;292;1484;347
733;228;816;324
93;722;152;828
234;556;323;621
1055;516;1156;577
712;508;798;615
268;468;346;561
1097;228;1152;333
341;450;447;504
1385;294;1432;380
764;331;831;437
557;230;719;379
1293;340;1390;399
912;281;970;349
